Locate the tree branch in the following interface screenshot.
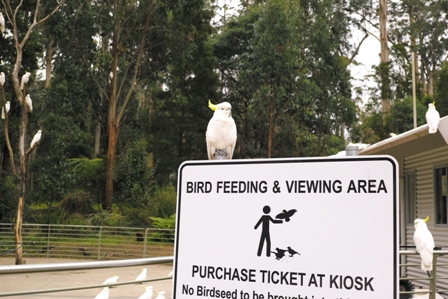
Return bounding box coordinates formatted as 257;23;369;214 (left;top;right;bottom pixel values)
117;13;151;124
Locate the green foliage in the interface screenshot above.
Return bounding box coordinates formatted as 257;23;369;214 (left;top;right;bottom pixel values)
88;205;129;227
60;190;95;215
214;0;356;157
435;61;448;117
386;97;426;134
68;157;105;205
148;185;177;218
148;214;176;243
114;139;155;208
149;214;176;229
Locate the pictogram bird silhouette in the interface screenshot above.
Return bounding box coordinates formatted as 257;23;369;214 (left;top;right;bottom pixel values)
287;246;300;257
276;209;297;222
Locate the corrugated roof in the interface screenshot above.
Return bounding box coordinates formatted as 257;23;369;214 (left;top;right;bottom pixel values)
359;115;448;156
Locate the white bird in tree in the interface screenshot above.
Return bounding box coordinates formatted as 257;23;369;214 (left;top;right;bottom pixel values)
30;130;42;148
414;216;435;276
0;72;5;86
137;286;153;299
102;275;119;285
206;100;237;160
94;287;109;299
154;291;166;299
0;13;5;34
20;71;31;90
426;102;440;134
135;268;147;282
1;101;9;119
25;94;32;112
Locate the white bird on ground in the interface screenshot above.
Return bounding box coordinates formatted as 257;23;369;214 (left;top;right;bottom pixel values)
154;291;166;299
206;100;237;160
94;287;109;299
426;102;440;134
20;71;31;90
0;72;5;86
413;216;435;275
137;286;153;299
102;275;119;285
1;101;9;119
30;130;42;148
25;94;32;112
0;12;5;33
135;268;147;282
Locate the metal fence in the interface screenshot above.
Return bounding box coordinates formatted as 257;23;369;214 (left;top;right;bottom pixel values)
0;256;174;297
0;223;174;260
400;250;448;299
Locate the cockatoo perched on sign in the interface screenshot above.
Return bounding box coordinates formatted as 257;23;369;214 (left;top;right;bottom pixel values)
0;13;5;34
1;101;9;119
25;94;32;112
206;100;237;160
414;216;435;276
30;130;42;148
426;102;440;134
20;71;31;90
0;72;5;86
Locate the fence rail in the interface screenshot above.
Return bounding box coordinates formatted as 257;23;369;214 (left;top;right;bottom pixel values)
0;223;174;260
1;223;446;298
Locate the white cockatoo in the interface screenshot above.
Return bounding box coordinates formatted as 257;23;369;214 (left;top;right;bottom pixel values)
1;101;9;119
135;268;147;282
426;102;440;134
0;72;5;86
0;12;5;33
137;286;153;299
20;71;31;90
102;275;119;285
154;291;166;299
25;94;32;112
414;216;435;274
206;100;237;160
94;287;109;299
30;130;42;148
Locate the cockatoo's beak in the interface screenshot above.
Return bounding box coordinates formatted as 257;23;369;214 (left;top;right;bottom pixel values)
208;100;217;111
424;216;429;222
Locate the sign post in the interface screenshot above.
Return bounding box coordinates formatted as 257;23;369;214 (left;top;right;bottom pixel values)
173;156;399;299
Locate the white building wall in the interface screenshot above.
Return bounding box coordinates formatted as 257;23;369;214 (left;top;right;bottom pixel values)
404;145;448;293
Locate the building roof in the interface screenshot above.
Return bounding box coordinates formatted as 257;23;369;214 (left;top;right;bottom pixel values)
358;115;448;161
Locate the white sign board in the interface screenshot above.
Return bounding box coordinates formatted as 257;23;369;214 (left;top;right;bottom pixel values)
173;156;399;299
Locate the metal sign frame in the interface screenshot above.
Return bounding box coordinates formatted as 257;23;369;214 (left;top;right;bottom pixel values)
173;156;399;299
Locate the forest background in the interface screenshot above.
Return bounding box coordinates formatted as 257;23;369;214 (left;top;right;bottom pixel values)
0;0;447;232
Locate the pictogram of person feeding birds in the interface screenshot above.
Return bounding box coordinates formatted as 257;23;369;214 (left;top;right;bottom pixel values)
254;205;301;260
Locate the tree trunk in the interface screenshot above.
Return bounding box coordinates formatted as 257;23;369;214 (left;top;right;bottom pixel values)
14;197;24;264
45;42;54;89
104;119;117;211
379;0;390;113
268;98;273;158
95;121;101;156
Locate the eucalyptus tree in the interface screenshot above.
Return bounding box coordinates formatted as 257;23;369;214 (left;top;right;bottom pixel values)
0;0;63;264
214;0;356;158
148;0;219;183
